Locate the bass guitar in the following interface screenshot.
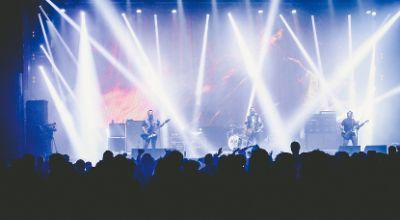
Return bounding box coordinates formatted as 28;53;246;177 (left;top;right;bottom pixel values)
140;119;171;141
341;120;369;140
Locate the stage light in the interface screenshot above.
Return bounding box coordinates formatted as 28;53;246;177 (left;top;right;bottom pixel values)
91;0;209;155
257;0;280;67
153;13;169;148
229;13;291;149
375;86;400;104
171;9;177;14
40;45;76;100
311;15;323;74
80;11;85;17
38;13;53;60
60;8;66;13
258;10;264;14
75;12;107;161
281;14;340;96
291;9;297;14
251;0;281;112
366;10;372;15
359;45;377;147
348;14;356;110
192;14;210;130
286;11;400;137
371;11;377;17
39;6;77;64
136;9;142;14
39;66;80;158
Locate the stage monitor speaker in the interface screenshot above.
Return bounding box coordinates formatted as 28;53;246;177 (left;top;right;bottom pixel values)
131;148;169;159
126;120;144;149
108;137;126;152
364;145;387;154
338;145;360;155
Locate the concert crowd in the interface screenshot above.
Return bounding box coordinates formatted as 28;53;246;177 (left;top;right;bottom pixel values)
1;142;399;219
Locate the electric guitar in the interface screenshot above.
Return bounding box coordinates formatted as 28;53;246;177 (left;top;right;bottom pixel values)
341;120;369;140
140;119;170;141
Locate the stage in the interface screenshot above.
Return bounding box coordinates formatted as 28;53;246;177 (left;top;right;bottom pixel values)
18;0;400;162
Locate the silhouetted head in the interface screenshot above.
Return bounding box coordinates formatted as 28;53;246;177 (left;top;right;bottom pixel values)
147;109;154;120
85;161;93;171
103;150;114;161
290;141;301;156
388;145;397;156
249;107;256;115
204;153;213;166
347;111;353;119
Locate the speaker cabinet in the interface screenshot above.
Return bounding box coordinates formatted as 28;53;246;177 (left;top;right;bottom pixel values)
25;100;51;157
108;137;126;152
305;133;342;150
109;123;126;137
126;120;143;150
364;145;387;154
26;100;48;126
305;111;341;151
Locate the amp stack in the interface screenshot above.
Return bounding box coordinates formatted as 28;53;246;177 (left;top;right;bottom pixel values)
305;111;342;151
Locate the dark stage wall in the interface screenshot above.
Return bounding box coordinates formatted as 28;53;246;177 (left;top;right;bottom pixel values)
0;0;26;162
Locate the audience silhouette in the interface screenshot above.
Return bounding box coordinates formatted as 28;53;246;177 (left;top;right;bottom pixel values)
0;141;399;219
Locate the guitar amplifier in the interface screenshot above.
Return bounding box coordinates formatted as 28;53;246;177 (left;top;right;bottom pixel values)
305;111;341;150
108;137;126;152
109;122;126;137
125;120;143;150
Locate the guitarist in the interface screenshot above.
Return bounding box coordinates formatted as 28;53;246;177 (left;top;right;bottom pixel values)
341;111;360;146
142;110;160;149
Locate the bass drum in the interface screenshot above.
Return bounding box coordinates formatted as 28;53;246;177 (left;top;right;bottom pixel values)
227;134;242;150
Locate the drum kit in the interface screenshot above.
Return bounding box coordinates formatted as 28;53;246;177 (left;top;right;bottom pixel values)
226;124;258;150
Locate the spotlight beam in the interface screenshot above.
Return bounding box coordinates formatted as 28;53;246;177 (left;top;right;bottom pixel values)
154;14;162;75
40;45;76;100
311;15;323;74
121;12;212;153
375;86;400;104
287;11;400;136
280;15;319;74
38;13;53;59
247;0;280;114
39;66;80;157
75;13;107;161
92;0;211;154
348;14;356;109
153;14;169;147
39;6;78;64
281;14;344;135
257;0;280;70
192;14;210;129
46;0;192;149
229;13;290;148
359;45;376;146
39;12;66;99
44;0;142;90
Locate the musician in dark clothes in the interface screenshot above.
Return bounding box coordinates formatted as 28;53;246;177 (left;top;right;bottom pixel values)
341;111;359;146
244;107;264;146
142;110;160;149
